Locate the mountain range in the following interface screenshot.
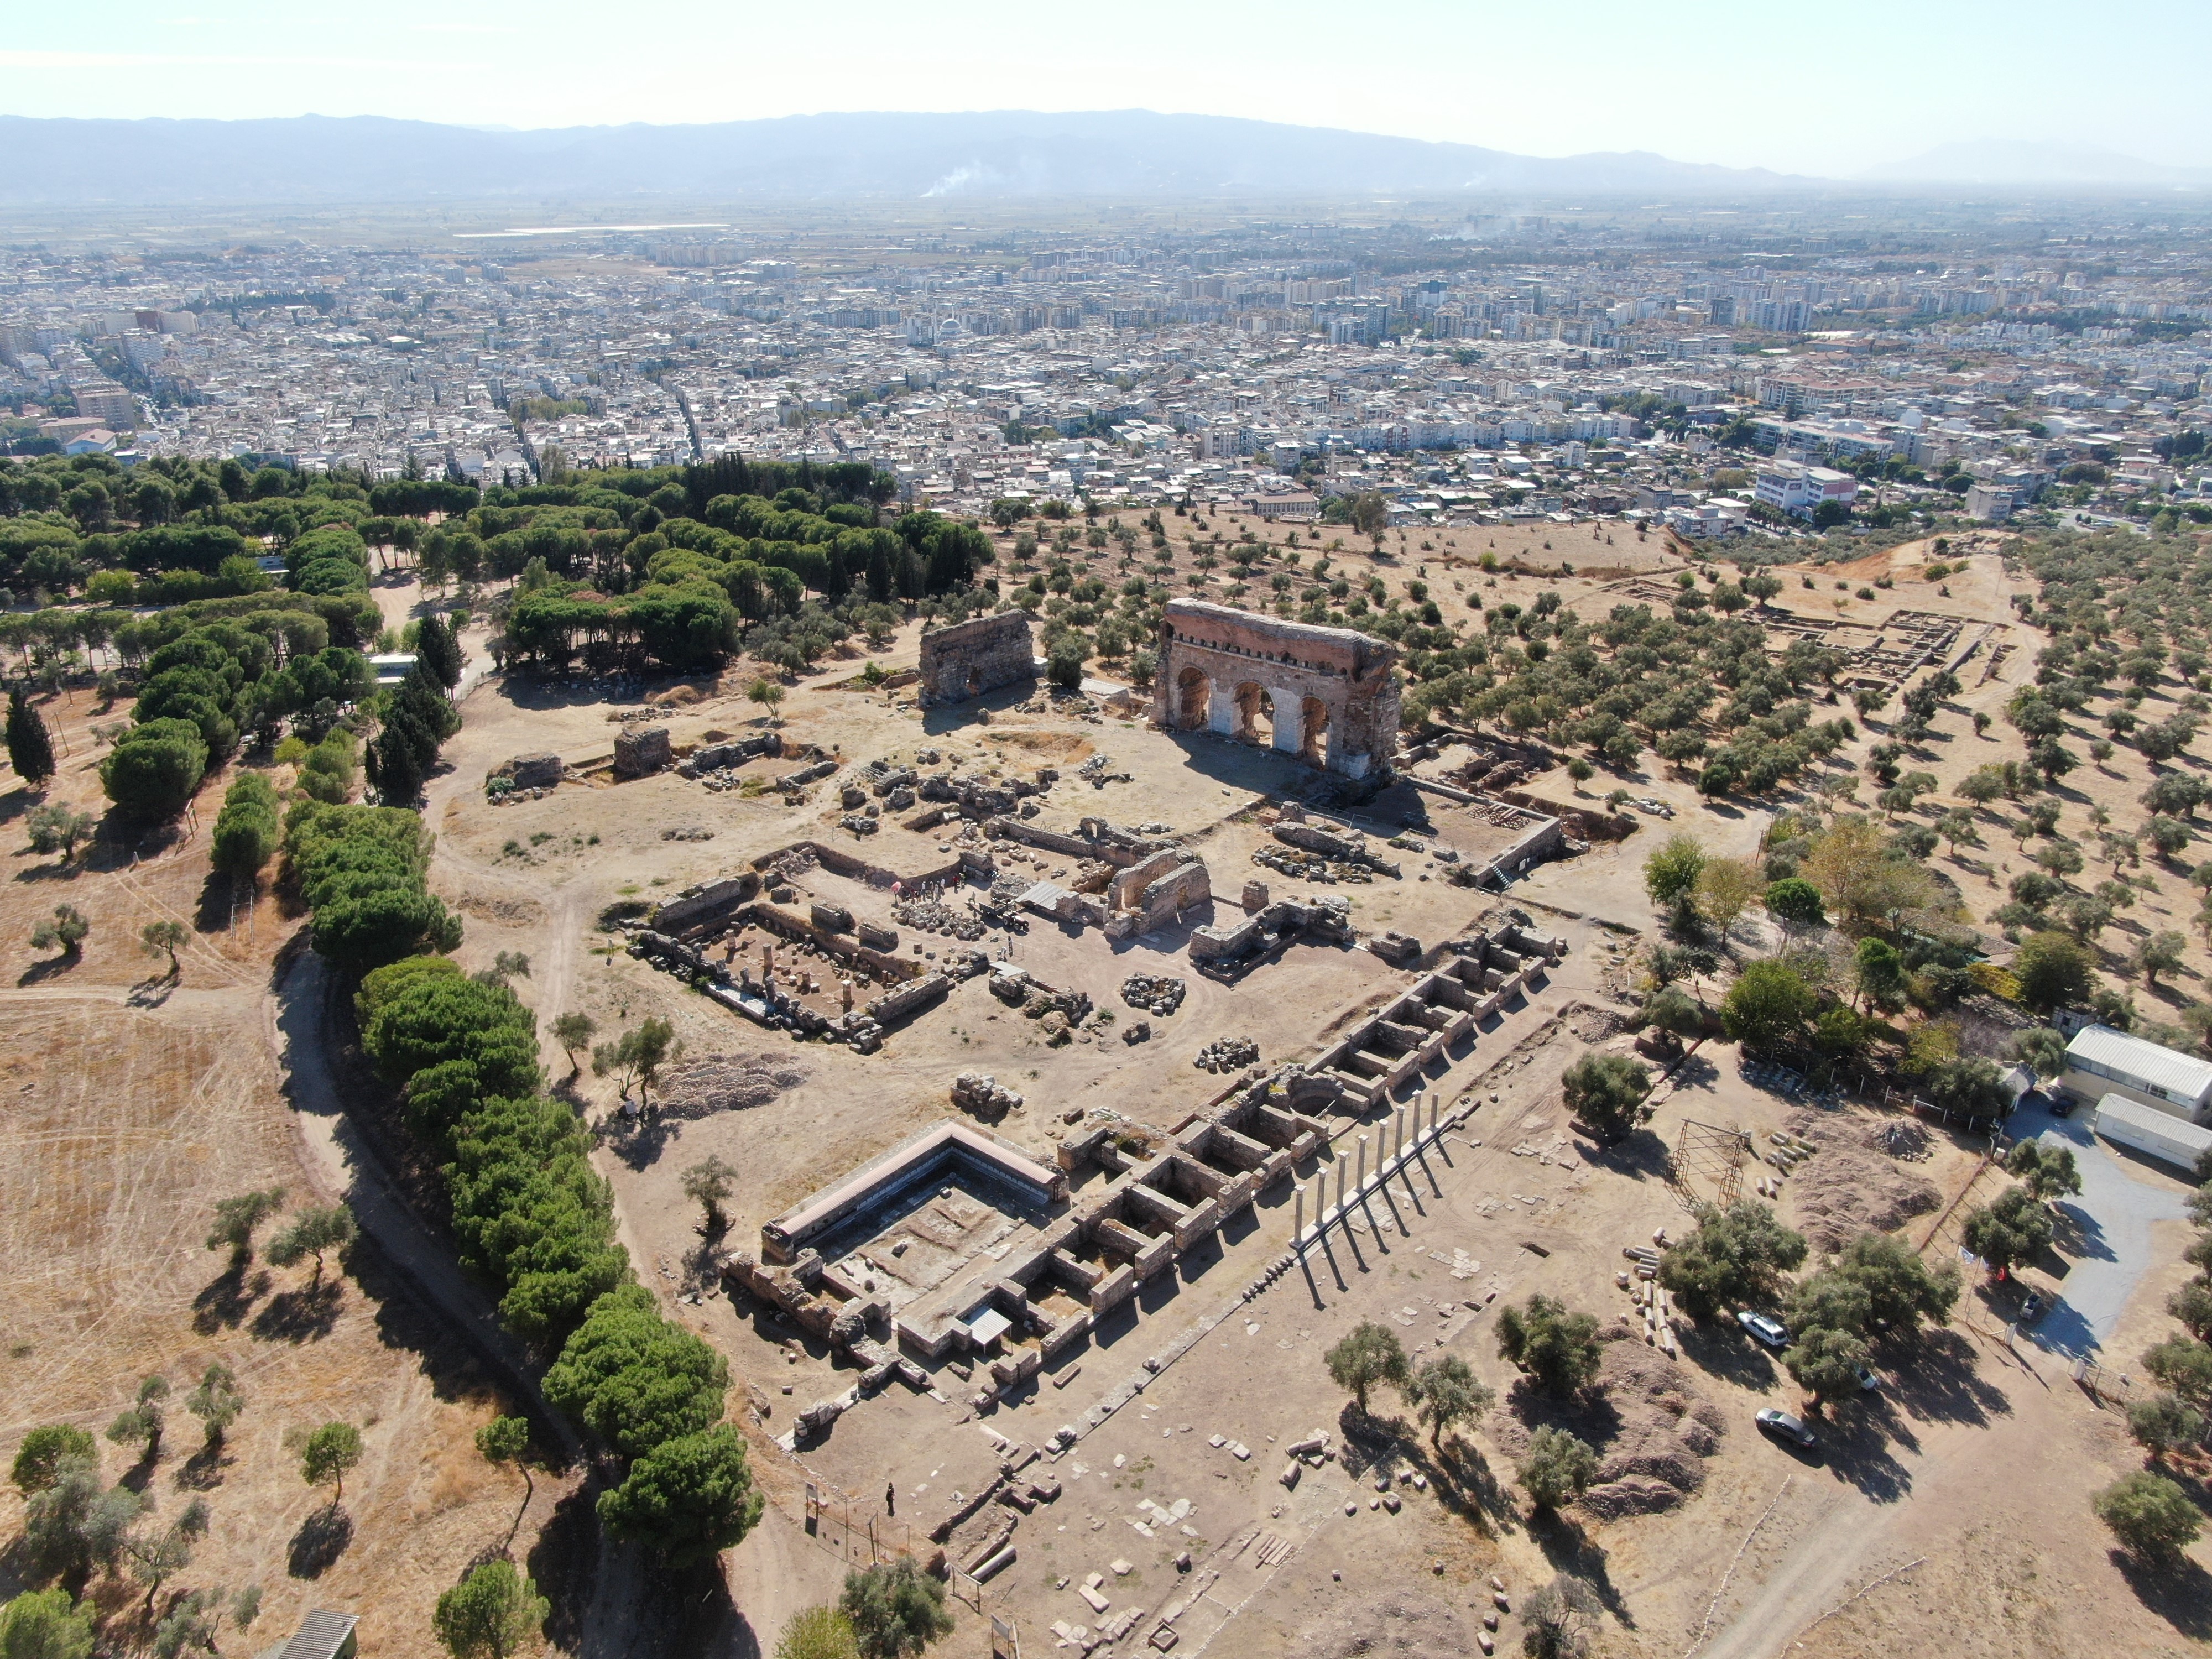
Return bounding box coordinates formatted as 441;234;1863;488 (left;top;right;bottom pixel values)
0;110;1814;205
0;113;2201;207
1864;139;2212;188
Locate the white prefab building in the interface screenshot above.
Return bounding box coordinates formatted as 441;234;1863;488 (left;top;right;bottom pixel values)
2060;1024;2212;1124
2091;1093;2212;1173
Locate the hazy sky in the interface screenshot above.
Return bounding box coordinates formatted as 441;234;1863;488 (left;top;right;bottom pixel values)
5;0;2208;178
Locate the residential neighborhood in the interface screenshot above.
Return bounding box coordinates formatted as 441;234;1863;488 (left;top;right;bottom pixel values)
4;208;2208;557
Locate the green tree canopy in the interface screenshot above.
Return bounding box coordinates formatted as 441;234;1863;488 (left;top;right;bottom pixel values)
2013;931;2096;1012
0;1588;95;1659
1322;1321;1410;1416
1406;1353;1493;1448
1658;1201;1808;1322
2093;1470;2201;1561
597;1424;765;1568
5;689;56;787
1561;1052;1652;1141
1644;833;1708;908
301;1422;363;1502
839;1558;953;1659
1764;877;1826;936
544;1284;731;1460
1516;1427;1599;1512
1719;959;1815;1052
2006;1140;2083;1202
1960;1185;2054;1275
10;1427;96;1498
100;718;208;822
1494;1294;1603;1396
433;1561;548;1659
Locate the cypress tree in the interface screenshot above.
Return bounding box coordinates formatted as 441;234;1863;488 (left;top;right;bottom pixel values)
416;613;462;690
6;688;56;786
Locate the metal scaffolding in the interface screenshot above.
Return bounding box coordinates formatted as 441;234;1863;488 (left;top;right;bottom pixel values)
1670;1118;1749;1213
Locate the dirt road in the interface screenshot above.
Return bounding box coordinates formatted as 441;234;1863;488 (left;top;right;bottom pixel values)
1692;1332;2098;1659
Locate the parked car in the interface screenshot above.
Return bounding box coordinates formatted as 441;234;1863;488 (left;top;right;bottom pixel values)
1738;1311;1789;1350
2018;1292;2046;1325
1854;1362;1881;1394
1756;1408;1818;1449
2049;1095;2076;1118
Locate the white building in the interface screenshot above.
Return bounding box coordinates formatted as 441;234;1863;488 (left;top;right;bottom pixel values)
2092;1093;2212;1173
1754;460;1856;519
2061;1024;2212;1124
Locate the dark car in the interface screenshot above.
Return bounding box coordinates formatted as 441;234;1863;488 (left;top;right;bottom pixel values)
2049;1095;2076;1117
1756;1408;1818;1449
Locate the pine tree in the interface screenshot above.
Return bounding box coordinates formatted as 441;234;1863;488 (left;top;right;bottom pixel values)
6;688;56;786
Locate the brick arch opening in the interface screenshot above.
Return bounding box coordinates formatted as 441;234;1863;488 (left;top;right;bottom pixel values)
1233;681;1275;746
1300;695;1331;767
1175;666;1212;729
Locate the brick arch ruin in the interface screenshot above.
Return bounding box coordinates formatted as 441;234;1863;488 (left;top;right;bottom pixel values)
1149;598;1399;781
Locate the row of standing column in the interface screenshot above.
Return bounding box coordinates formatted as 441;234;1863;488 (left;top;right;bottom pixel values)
1292;1092;1447;1249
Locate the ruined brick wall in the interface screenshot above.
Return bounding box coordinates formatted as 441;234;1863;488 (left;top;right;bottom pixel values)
918;611;1035;706
1148;599;1400;781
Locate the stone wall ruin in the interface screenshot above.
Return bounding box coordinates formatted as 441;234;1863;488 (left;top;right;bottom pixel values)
1149;598;1400;781
919;611;1036;706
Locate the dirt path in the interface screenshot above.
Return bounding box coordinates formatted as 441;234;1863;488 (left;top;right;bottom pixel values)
712;1501;851;1658
266;952;687;1659
266;952;583;1463
1693;1338;2059;1659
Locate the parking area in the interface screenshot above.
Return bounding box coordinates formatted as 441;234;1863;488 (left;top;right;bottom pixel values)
2006;1090;2197;1355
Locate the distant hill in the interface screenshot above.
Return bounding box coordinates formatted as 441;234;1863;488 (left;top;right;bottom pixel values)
1864;140;2212;189
0;109;1819;205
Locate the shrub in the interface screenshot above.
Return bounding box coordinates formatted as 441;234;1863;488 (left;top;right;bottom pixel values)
839;1558;953;1659
1494;1295;1603;1396
2093;1470;2200;1560
1516;1427;1599;1512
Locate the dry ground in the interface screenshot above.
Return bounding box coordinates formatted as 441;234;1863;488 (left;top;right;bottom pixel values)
12;525;2210;1659
403;554;2210;1656
0;690;575;1659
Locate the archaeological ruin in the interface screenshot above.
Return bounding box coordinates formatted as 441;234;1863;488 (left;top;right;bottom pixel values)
917;610;1036;705
1149;598;1401;781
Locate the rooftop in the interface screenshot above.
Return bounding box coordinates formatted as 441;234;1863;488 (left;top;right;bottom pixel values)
2065;1024;2212;1102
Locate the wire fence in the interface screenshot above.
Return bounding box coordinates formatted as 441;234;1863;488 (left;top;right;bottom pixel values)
801;1484;915;1569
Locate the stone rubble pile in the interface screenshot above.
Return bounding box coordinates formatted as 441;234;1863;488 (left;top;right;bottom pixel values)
951;1072;1025;1116
1121;974;1187;1016
892;894;989;941
1193;1037;1260;1073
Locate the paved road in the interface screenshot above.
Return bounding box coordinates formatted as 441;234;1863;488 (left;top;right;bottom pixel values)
2002;1090;2193;1357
